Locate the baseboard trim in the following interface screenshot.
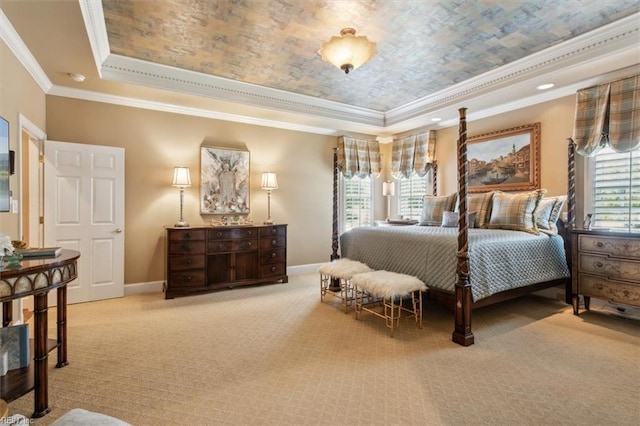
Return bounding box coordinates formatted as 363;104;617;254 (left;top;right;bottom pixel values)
123;264;322;295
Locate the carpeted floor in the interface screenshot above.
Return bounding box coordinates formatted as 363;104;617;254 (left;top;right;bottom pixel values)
5;273;640;425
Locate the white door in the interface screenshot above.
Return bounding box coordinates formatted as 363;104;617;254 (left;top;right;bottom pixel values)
44;141;125;304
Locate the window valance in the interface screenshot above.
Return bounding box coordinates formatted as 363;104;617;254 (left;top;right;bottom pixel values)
337;136;381;178
390;130;436;178
572;74;639;156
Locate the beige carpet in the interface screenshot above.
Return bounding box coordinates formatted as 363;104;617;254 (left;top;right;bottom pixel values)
6;273;639;425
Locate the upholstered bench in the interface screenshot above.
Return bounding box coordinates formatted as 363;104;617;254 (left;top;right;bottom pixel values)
352;270;427;337
318;258;373;313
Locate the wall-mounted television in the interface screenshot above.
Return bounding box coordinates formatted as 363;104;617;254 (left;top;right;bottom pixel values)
0;116;9;212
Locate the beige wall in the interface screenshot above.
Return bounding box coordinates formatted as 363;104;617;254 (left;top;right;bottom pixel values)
45;97;339;284
0;39;46;240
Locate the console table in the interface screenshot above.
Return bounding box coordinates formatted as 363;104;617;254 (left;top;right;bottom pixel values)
0;250;80;418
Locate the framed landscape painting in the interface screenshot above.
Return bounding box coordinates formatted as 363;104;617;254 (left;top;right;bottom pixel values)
467;122;540;193
200;146;250;214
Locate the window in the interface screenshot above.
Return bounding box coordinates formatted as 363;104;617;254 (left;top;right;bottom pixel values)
587;147;640;232
398;172;430;220
341;175;372;231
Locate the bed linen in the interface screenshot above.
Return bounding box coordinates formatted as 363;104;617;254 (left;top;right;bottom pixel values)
339;225;570;301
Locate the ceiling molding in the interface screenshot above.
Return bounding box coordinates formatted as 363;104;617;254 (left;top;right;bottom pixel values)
48;85;341;136
79;0;110;78
0;9;52;94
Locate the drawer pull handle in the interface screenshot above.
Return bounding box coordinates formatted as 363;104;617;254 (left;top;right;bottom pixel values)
185;232;191;239
185;276;192;282
247;231;253;236
595;242;604;248
271;228;277;234
271;252;277;258
594;284;603;290
246;242;252;247
185;259;193;265
217;244;223;250
271;266;276;272
594;262;604;268
183;245;192;252
216;231;223;237
271;239;277;246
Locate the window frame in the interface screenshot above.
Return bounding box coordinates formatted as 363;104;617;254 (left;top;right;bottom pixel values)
339;174;374;233
398;170;433;220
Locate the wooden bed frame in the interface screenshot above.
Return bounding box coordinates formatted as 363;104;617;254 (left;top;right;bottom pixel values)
330;107;572;346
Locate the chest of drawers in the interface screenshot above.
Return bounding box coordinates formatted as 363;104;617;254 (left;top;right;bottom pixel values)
570;229;640;315
165;224;288;299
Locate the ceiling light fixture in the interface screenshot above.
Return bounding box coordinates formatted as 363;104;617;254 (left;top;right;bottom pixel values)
536;83;555;90
68;73;86;82
318;28;377;74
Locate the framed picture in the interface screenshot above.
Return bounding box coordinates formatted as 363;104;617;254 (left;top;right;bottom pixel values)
467;122;540;193
0;116;9;212
200;146;250;214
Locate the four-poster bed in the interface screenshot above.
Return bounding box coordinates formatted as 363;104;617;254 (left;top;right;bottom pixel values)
331;108;572;346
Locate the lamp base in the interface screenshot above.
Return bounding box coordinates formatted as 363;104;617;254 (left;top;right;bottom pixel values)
263;219;275;225
174;221;189;228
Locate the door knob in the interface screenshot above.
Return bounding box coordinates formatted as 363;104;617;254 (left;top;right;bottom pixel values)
114;228;123;233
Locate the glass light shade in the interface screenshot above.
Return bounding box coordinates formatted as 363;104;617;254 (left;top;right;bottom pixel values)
318;28;377;74
172;167;191;187
261;172;278;190
382;181;395;197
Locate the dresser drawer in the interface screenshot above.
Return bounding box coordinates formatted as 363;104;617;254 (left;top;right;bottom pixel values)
168;255;206;272
260;248;286;263
260;262;286;278
169;270;206;288
208;239;258;253
578;253;640;282
168;241;206;255
578;274;640;307
260;226;286;237
260;236;286;249
167;229;206;242
578;234;640;260
209;227;258;240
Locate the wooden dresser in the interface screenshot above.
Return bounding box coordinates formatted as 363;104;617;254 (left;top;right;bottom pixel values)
571;229;640;315
165;224;288;299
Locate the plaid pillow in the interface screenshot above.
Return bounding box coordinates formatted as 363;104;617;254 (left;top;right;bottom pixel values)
537;195;567;235
488;190;546;234
418;193;457;226
467;191;494;228
441;211;477;228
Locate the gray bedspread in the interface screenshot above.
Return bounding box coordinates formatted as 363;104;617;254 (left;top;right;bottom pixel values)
339;225;570;301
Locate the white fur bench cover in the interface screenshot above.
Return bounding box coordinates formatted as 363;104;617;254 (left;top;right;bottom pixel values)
49;409;131;426
352;270;427;299
318;258;372;279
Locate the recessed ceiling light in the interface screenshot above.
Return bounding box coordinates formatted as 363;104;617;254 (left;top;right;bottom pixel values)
431;117;441;122
68;73;86;83
537;83;554;90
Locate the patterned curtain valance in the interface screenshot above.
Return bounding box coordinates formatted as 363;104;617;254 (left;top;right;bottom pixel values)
390;130;436;178
337;136;381;179
572;74;640;156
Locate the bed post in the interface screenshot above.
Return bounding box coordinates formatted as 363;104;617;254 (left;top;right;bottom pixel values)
452;107;474;346
432;161;438;196
329;147;341;290
567;138;576;230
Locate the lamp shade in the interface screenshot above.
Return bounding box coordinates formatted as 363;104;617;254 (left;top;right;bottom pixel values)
261;172;278;190
318;28;377;74
382;181;395;197
172;166;191;187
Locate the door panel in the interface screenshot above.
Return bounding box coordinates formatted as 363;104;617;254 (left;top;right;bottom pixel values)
44;141;124;304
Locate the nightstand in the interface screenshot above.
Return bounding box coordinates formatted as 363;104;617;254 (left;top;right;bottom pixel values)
375;219;418;227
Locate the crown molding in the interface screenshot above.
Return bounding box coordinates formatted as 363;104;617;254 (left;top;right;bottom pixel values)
79;0;110;77
0;9;52;93
48;85;341;135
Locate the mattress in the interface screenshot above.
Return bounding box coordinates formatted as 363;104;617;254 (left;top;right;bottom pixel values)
339;225;570;301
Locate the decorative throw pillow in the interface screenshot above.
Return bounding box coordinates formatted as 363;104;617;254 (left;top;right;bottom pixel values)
488;189;546;234
537;195;567;235
467;191;494;228
441;211;476;228
418;193;457;226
